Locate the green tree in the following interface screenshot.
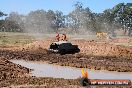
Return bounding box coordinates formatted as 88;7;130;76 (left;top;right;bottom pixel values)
53;11;65;32
112;3;132;36
0;11;7;17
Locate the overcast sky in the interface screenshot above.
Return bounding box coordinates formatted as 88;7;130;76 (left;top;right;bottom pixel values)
0;0;131;15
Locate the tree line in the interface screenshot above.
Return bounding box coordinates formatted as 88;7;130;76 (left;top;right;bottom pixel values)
0;2;132;36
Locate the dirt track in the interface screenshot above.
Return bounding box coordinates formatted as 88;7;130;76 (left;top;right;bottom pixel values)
0;47;132;72
0;39;132;72
22;39;132;57
0;57;82;88
0;39;132;88
0;58;131;88
73;40;132;57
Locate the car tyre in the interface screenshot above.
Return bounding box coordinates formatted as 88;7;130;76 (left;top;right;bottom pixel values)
60;49;65;55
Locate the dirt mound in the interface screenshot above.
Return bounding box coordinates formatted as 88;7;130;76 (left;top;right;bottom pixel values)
21;39;132;57
0;57;30;81
73;40;132;57
0;37;131;58
111;38;132;44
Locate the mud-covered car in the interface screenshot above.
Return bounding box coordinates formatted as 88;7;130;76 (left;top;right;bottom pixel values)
48;41;80;55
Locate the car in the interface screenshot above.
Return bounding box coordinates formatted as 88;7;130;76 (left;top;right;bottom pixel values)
48;41;80;55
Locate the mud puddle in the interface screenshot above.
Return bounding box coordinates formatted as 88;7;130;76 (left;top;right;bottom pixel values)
10;60;132;80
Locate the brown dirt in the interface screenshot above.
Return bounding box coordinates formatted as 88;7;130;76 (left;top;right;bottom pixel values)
0;57;30;81
0;48;132;72
19;39;132;57
0;39;131;72
1;77;132;88
72;40;132;57
0;57;83;88
0;77;80;88
0;38;132;87
111;38;132;44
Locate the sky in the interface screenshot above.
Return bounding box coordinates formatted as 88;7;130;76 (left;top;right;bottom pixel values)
0;0;131;15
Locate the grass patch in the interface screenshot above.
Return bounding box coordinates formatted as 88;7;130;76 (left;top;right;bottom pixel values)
0;32;35;46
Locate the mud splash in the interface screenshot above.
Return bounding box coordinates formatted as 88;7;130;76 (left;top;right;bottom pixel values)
11;60;132;81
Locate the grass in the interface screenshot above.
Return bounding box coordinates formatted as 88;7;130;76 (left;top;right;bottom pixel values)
0;32;35;46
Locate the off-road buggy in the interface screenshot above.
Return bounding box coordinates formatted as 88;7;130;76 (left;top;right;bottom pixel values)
48;41;80;55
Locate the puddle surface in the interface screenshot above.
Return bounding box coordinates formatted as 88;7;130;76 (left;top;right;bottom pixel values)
11;60;132;80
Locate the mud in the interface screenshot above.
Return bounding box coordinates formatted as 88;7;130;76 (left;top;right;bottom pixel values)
0;77;132;88
0;57;82;88
111;38;132;44
0;76;79;88
72;40;132;57
0;39;132;87
0;39;132;73
10;60;132;80
0;48;132;72
0;57;30;81
21;39;132;57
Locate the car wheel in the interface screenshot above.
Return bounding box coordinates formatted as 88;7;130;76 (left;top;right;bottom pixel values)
60;49;65;55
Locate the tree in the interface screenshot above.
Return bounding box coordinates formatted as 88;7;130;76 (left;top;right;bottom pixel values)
101;9;116;36
5;12;25;32
0;11;7;17
25;10;50;33
53;11;65;32
112;3;132;36
0;11;7;31
46;10;56;32
66;2;84;33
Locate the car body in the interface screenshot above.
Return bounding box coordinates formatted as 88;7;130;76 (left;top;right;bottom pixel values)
48;41;80;55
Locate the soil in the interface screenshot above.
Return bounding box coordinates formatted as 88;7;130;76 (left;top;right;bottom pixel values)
1;49;132;72
72;40;132;57
111;38;132;45
0;39;132;72
0;57;30;82
0;38;132;88
1;77;132;88
22;39;132;57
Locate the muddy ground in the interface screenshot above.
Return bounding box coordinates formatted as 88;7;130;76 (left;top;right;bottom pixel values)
23;39;132;57
1;77;132;88
0;38;132;88
0;57;30;80
0;58;131;88
0;39;132;72
1;49;132;72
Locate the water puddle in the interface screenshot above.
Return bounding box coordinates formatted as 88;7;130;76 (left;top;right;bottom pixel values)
10;60;132;80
